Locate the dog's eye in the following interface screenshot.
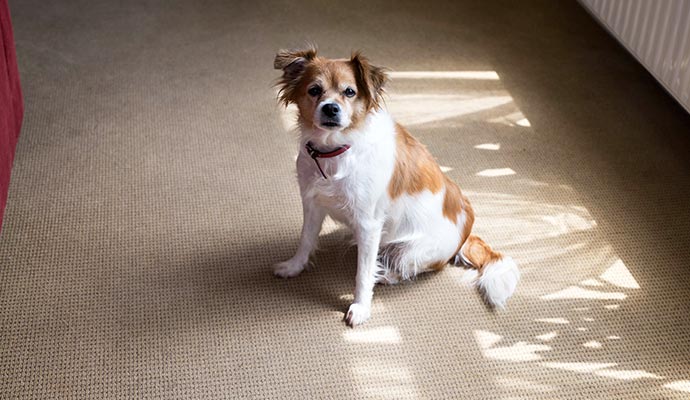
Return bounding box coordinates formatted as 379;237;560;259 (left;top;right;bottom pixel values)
344;87;356;98
308;86;322;97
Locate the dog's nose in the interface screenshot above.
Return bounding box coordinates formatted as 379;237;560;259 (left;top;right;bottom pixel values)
322;103;340;118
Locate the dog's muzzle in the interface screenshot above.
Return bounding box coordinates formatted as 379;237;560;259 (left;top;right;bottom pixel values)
320;103;341;128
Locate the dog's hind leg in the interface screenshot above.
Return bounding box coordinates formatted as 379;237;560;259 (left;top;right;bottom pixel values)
375;265;402;285
380;235;457;282
375;244;407;284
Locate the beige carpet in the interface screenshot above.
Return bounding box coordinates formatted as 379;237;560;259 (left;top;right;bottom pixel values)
2;0;690;398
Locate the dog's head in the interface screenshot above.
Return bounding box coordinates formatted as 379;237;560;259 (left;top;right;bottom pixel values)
274;46;387;132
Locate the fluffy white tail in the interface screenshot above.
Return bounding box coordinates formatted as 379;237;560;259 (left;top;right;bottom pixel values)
459;235;520;308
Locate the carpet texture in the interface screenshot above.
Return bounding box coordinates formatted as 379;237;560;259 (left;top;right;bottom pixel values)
2;0;690;399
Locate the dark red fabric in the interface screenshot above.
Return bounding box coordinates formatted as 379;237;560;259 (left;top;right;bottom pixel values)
0;0;23;232
305;142;351;158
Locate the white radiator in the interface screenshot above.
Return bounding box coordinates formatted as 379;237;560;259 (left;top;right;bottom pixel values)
579;0;690;114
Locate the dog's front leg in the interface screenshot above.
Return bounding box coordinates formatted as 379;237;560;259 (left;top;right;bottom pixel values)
345;218;383;327
274;197;326;278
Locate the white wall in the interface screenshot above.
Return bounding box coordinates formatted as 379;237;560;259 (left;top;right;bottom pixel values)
580;0;690;114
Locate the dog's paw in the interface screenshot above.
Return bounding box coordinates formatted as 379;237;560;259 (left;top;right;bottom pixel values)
345;303;371;327
273;259;307;278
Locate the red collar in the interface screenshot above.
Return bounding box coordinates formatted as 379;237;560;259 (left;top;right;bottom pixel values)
305;141;351;179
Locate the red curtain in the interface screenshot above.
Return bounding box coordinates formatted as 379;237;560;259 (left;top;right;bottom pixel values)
0;0;23;232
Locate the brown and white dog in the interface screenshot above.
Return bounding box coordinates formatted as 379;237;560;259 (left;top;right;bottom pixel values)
273;46;519;326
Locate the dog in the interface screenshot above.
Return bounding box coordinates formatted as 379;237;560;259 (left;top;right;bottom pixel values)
273;46;519;326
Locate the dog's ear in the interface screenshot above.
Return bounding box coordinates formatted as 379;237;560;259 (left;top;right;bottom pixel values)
350;51;388;110
274;47;317;72
274;46;318;106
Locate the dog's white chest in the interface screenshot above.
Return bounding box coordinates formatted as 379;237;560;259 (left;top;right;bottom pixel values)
296;111;398;226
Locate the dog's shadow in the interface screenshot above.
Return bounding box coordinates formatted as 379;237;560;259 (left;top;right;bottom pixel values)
123;225;482;337
269;227;450;314
272;228;359;313
123;228;363;333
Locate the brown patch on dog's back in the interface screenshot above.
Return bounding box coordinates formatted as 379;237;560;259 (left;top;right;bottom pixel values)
442;177;462;224
443;178;474;239
388;124;444;199
444;178;475;263
462;197;475;243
